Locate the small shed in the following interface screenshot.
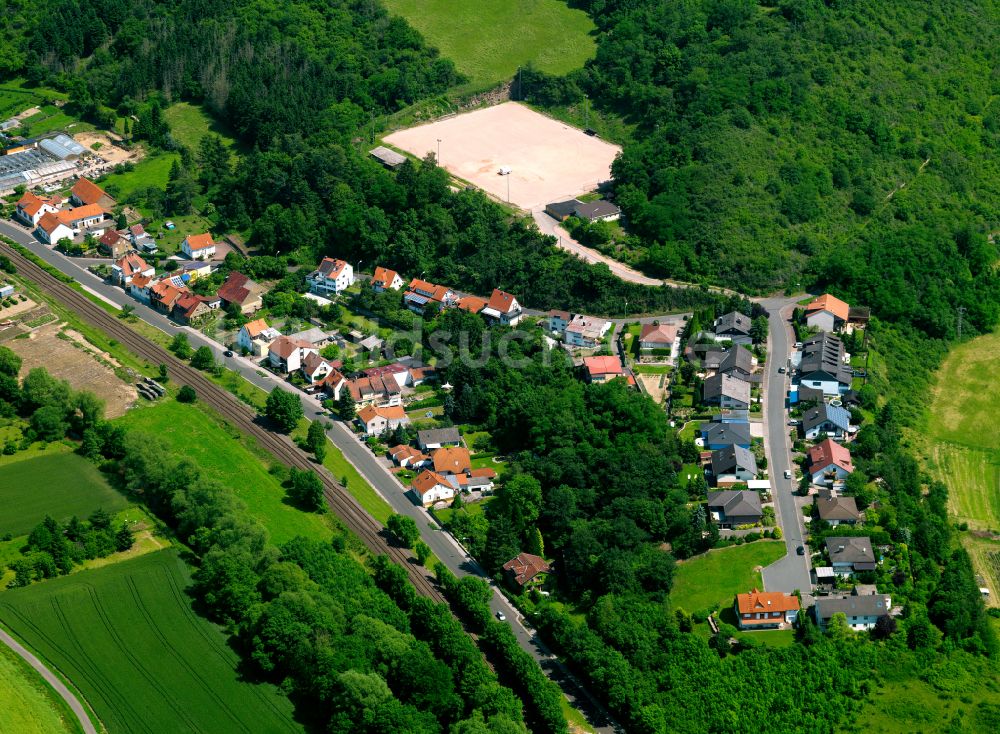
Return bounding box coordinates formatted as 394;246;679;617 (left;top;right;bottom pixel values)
370;146;406;170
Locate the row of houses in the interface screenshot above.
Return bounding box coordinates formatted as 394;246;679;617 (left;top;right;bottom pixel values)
383;427;497;506
733;585;892;632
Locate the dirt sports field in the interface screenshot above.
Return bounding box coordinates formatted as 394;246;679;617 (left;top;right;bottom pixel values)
384;102;621;211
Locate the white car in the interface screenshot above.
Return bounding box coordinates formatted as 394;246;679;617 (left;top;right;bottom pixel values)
784;470;792;479
495;610;507;621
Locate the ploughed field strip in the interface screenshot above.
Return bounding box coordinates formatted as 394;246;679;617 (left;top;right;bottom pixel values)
0;241;444;603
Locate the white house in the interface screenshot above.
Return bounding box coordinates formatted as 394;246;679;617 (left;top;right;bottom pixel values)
826;536;877;576
805;294;850;333
308;257;354;296
639;322;680;361
34;212;74;245
702;373;751;411
301;352;335;384
111;253;154;287
15;192;59;227
802;404;852;440
411;469;456;507
356;405;410;436
807;439;854;485
734;590;800;630
481;289;523;326
237;318;281;357
267;335;318;373
815;590;892;631
181;233;216;260
545;310;571;335
371;266;404;292
565;314;612;348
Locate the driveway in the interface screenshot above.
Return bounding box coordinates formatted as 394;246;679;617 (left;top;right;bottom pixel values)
758;296;813;593
0;219;620;733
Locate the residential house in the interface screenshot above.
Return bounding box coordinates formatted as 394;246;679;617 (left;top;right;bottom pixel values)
481;289;524;326
802;403;851;440
308;257;354;296
363;363;410;390
172;293;215;324
217;272;265;314
574;200;621;222
702;373;751;411
320;369;347;401
805;293;850;333
347;374;402;407
544;199;581;221
389;445;430;469
815;491;863;527
734;589;800;629
128;224;157;254
181;233;216;260
450;468;497;494
149;278;189;313
70;178;114;209
410;469;455;506
815;588;892;631
545;310;571;335
432;446;472;475
15;192;59;227
288;327;333;347
111;252;153;287
639;322;680;360
417;427;461;451
98;230;131;258
798;333;852;396
503;553;552;590
582;355;623;384
267;335;318;373
237;319;281;357
371;266;404;292
707;489;763;528
127;274;153;303
714;311;753;345
807;439;854;485
301;352;336;385
456;295;488;314
403;278;456;313
408;366;436;386
177;260;214;282
700;421;752;450
825;536;877;575
710;445;758;485
791;384;825;406
357;405;410;436
716;345;755;379
35;205;108;244
565;314;611;348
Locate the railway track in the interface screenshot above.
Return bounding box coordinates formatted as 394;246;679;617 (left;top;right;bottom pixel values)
1;243;444;603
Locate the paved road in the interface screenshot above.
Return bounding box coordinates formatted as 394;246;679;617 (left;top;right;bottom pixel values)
0;627;97;734
0;219;620;733
758;296;813;593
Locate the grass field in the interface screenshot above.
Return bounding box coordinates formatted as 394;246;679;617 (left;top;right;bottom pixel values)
0;550;298;734
380;0;596;88
163;102;238;152
0;453;128;537
0;642;82;734
669;541;786;614
116;400;333;545
99;152;180;200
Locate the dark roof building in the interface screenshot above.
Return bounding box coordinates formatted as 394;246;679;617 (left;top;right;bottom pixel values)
502;553;552;588
825;536;877;572
417;427;462;450
700;421;752;449
798;332;853;389
714;311;752;339
711;445;758;478
707;489;763;525
717;345;755;377
545;199;581;220
574;200;621;221
370;146;406;170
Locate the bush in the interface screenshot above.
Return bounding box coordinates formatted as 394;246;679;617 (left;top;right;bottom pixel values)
177;385;197;403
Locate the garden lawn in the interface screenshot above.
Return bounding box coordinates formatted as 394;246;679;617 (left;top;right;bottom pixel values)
669;541;785;614
163;102;238;152
116;400;332;545
0;642;82;734
0;453;128;537
0;550;299;734
380;0;596;88
98;152;180;201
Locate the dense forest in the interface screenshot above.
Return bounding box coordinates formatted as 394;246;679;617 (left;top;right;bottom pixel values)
520;0;1000;335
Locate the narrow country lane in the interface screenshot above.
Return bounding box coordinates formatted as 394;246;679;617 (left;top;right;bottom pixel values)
0;627;97;734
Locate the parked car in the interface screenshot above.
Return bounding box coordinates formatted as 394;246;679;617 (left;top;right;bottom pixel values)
223;350;233;357
788;419;800;426
784;470;792;479
495;610;506;622
778;366;786;373
794;341;803;348
796;545;805;556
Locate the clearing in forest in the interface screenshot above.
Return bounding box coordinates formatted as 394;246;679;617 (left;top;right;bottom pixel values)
380;0;596;88
0;550;299;734
384;102;620;211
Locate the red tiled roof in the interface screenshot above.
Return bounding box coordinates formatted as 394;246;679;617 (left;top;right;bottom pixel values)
217;271;261;306
115;252;150;277
71;178;107;206
583;355;623;377
268;335;313;360
184;233;215;252
807;439;854;475
60;204;106;223
372;266;399;288
412;469;451;494
17;192;49;217
357;404;407;424
314;257;348;279
640;322;679;345
432;446;472;475
243;318;270;338
806;293;850;322
487;288;518;313
735;589;799;616
502;553;551;586
457;295;488;313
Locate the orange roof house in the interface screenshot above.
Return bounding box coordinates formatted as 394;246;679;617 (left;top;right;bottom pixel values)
456;295;488;314
805;294;850;332
807;439;854;479
371;266;403;291
502;553;552;588
70;178;114;207
734;589;799;629
432;446;472;475
582;355;623;383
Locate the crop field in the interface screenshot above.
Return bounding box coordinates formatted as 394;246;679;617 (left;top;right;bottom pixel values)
669;541;786;614
116;400;333;545
0;453;128;538
0;550;298;734
384;102;621;211
0;642;81;734
7;322;138;418
381;0;596;89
